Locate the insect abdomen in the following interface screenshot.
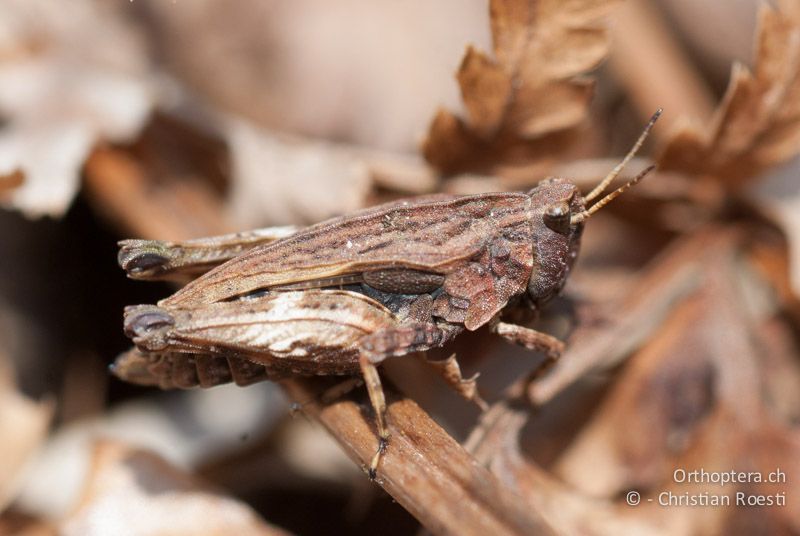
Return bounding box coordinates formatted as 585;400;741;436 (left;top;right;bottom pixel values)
113;350;277;389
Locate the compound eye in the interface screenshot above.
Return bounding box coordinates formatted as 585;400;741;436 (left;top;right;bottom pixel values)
543;202;571;234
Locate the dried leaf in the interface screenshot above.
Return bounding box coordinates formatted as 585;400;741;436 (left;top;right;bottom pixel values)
529;226;723;405
658;0;800;186
553;249;800;532
16;383;284;519
84;147;231;241
142;0;487;154
0;0;154;217
554;293;722;497
0;352;52;512
468;234;800;535
224;118;373;226
223;118;438;225
60;441;290;536
423;0;621;174
467;404;667;535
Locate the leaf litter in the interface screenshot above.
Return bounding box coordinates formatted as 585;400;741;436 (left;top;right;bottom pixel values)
0;0;799;534
423;0;622;176
0;0;154;217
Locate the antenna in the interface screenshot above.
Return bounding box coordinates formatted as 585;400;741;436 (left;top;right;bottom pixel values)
570;165;655;224
583;108;662;204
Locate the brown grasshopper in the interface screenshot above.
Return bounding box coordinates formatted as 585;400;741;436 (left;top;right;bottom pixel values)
114;111;661;478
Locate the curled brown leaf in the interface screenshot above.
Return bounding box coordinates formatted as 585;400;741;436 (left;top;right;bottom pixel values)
658;0;800;187
423;0;621;175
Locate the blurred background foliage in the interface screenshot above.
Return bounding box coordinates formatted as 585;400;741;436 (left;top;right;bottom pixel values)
0;1;798;534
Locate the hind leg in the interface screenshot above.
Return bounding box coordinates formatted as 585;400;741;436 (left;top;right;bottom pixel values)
358;321;462;479
357;354;389;480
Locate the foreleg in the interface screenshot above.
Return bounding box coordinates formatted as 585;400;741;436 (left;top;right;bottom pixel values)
491;321;564;379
